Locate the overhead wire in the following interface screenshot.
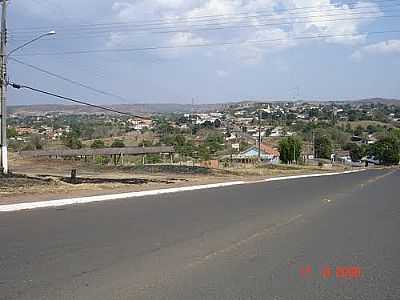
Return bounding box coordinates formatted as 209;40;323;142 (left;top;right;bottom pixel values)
8;57;131;102
7;11;399;44
13;29;400;56
9;5;398;39
10;0;400;33
9;82;149;119
9;10;397;40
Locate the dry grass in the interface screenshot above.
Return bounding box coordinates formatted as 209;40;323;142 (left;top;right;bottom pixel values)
338;121;394;129
1;154;349;202
225;163;348;177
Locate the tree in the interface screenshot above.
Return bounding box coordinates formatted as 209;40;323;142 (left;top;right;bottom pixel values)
214;119;222;128
7;127;17;138
354;125;364;136
111;139;125;148
345;143;365;161
198;144;211;161
278;137;302;164
161;134;195;157
63;132;82;149
315;135;332;159
369;137;399;165
388;128;400;141
91;139;105;149
201;121;214;129
24;134;44;151
205;134;224;154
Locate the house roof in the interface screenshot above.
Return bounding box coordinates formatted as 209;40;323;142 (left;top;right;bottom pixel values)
259;143;280;156
240;143;279;158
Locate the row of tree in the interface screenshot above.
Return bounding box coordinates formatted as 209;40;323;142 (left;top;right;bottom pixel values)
345;136;400;165
278;129;400;165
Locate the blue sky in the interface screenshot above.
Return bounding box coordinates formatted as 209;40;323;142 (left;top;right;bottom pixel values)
6;0;400;105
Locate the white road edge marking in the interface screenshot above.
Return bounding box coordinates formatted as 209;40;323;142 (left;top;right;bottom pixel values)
0;169;365;212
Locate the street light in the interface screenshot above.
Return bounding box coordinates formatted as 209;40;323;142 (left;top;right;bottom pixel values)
7;30;56;59
0;28;56;174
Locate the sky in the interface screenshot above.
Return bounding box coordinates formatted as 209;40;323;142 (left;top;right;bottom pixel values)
6;0;400;105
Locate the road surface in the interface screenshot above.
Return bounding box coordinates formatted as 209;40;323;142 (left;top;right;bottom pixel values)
1;169;399;299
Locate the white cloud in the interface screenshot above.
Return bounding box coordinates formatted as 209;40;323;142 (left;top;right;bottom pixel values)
108;0;382;63
19;0;381;63
164;32;208;57
216;69;228;77
289;0;381;45
13;0;111;21
232;27;297;64
352;40;400;60
363;39;400;54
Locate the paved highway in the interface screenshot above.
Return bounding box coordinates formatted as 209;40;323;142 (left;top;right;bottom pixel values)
1;169;399;299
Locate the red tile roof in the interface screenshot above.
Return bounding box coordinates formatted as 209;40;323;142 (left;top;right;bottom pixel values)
260;143;280;156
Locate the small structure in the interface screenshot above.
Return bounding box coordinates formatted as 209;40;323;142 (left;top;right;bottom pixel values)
200;160;220;169
222;143;280;164
335;150;351;164
20;146;175;166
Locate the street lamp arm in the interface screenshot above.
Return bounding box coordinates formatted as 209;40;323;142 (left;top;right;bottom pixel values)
6;31;55;59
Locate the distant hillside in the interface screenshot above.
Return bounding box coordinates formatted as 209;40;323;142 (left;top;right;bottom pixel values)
8;98;400;116
349;98;400;106
9;103;228;116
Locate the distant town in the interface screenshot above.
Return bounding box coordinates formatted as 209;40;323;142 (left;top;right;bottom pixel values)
7;99;400;167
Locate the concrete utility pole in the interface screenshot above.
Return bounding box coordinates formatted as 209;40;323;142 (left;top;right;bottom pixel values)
0;0;54;174
312;130;315;159
0;0;8;174
293;142;296;164
258;110;261;161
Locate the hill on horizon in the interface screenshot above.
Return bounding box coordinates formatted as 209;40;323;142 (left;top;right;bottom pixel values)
8;98;400;116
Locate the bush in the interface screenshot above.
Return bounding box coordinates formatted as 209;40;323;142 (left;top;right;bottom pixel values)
23;134;44;151
63;133;82;149
145;154;161;164
111;139;125;148
91;139;105;149
95;156;111;165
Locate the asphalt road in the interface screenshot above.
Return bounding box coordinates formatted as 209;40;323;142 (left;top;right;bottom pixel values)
1;169;399;299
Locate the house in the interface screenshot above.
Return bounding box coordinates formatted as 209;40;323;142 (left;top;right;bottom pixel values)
228;143;280;163
269;127;284;137
16;127;36;135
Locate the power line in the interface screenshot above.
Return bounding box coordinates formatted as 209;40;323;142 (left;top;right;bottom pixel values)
152;14;399;35
9;57;131;102
14;29;400;56
10;0;400;33
9;82;149;119
9;9;398;41
9;4;399;39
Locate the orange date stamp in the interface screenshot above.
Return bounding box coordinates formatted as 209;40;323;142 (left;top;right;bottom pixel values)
299;265;362;279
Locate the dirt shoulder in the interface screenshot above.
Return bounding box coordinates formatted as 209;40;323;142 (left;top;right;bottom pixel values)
1;156;352;205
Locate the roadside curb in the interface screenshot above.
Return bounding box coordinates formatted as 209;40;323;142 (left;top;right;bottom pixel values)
0;169;365;213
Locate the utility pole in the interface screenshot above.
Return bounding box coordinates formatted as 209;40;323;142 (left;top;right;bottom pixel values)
258;110;261;161
190;97;194;136
312;130;315;159
0;0;7;174
293;142;296;164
